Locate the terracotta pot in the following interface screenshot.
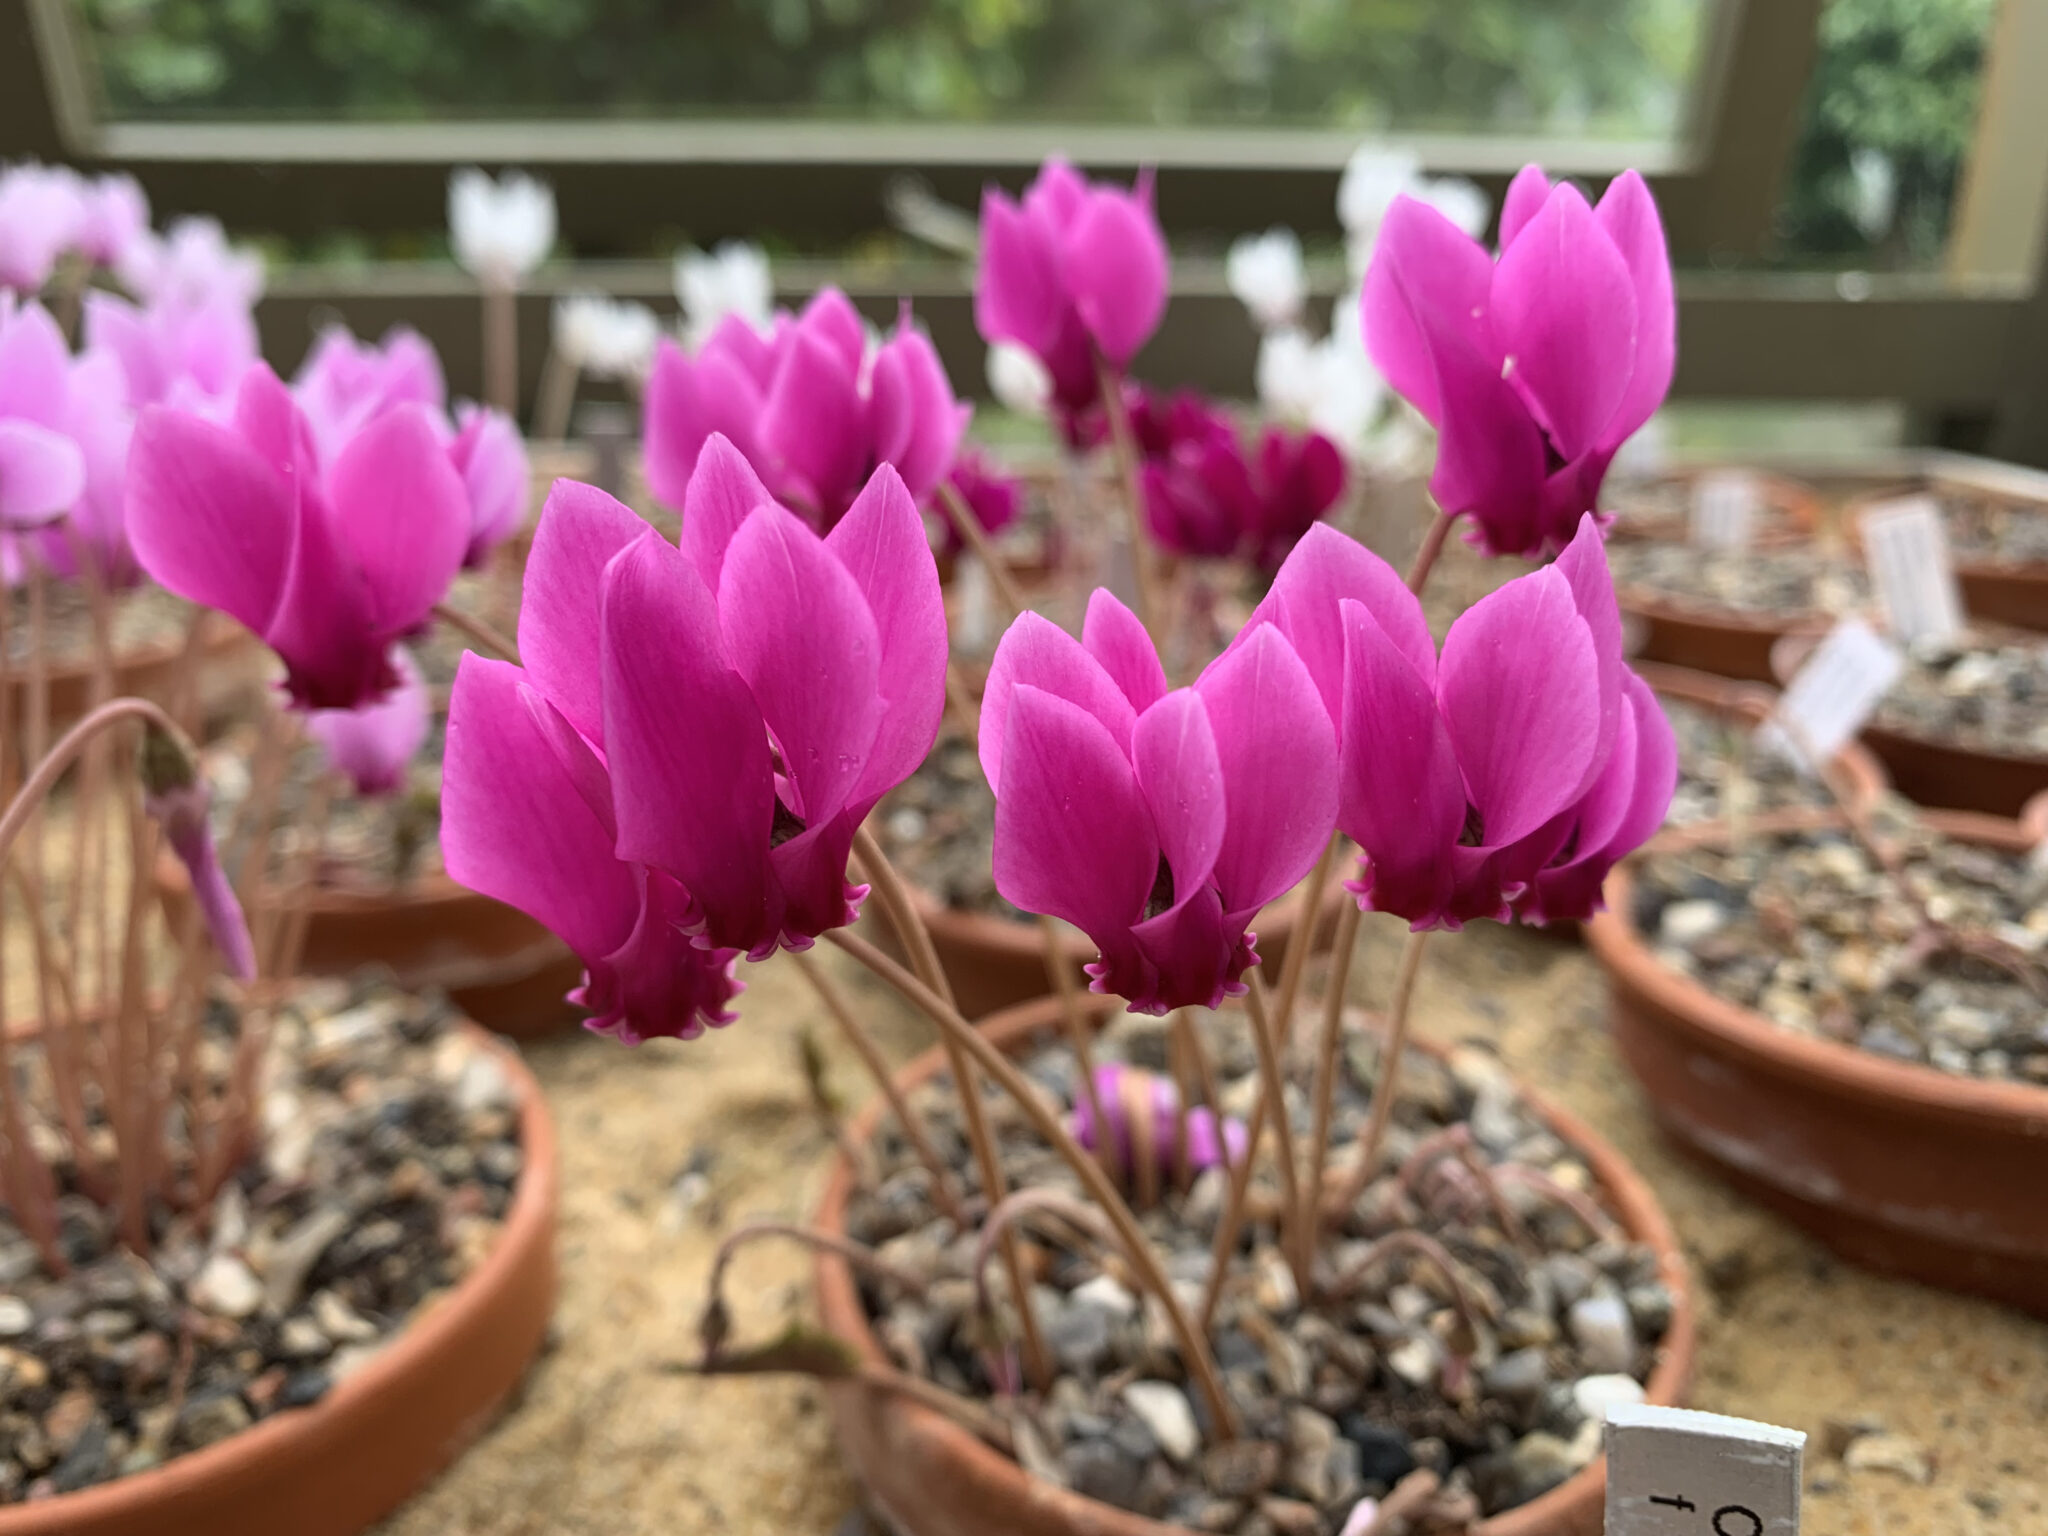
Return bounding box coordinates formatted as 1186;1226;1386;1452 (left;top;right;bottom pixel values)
903;881;1348;1022
156;857;581;1041
1588;808;2048;1314
1615;585;1830;686
6;612;255;735
1955;560;2048;635
0;1025;557;1534
814;994;1697;1536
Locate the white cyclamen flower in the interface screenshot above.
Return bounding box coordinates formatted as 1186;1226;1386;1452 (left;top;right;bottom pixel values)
552;293;661;380
1338;144;1491;276
674;241;774;349
986;342;1051;417
1227;227;1306;331
448;168;556;287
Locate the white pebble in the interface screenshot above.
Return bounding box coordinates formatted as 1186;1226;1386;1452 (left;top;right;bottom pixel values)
1122;1380;1200;1464
1568;1293;1636;1375
1658;899;1726;946
190;1254;263;1319
0;1296;30;1337
1572;1372;1646;1421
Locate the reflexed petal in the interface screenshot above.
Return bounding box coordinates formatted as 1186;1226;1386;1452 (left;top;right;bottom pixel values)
441;653;639;965
974;191;1064;360
1551;512;1625;793
1024;157;1089;229
825;463;947;805
1064;189;1169;368
1130;689;1225;906
1418;319;1550;553
1337;598;1463;925
979;609;1138;795
326;403;471;634
600;532;775;953
798;287;868;374
0;302;71;427
517;477;649;745
758;326;867;519
1593;170;1676;445
1193;625;1339;915
1247;523;1432;722
1361;196;1498;425
681;432;777;593
1490;182;1637;462
124;405;291;636
0;421;85;527
717;503;883;829
1496;165;1553;251
1081;588;1167;713
642;339;765;512
868;323;967;499
990;684;1156;938
1438;567;1600;846
450;404;528;563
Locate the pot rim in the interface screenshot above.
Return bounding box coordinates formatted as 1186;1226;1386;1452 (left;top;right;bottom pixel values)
813;993;1696;1536
1585;807;2048;1130
0;1019;556;1532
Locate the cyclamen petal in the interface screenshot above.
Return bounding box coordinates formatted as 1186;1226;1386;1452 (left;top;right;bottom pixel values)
304;646;431;796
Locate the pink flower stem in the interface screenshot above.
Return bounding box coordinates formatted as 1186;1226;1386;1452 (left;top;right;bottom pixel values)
789;949;968;1226
1338;929;1431;1209
433;601;522;666
826;926;1243;1441
848;826;1051;1391
1092;350;1167;642
1304;897;1363;1233
1405;507;1458;595
1242;976;1308;1299
936;480;1030;619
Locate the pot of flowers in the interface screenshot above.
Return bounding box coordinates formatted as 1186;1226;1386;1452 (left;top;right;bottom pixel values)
1773;628;2048;821
1842;455;2048;634
1604;464;1822;546
1587;800;2048;1313
127;328;587;1040
0;682;556;1531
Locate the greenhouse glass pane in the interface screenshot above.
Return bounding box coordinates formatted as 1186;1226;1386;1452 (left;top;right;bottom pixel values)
74;0;1711;141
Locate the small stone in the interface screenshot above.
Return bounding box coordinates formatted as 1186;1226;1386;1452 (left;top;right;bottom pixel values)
1202;1438;1282;1498
279;1370;332;1410
190;1254;263;1319
1282;1406;1339;1503
1568;1293;1635;1374
1259;1496;1320;1536
116;1331;172;1390
278;1317;331;1360
1844;1431;1934;1485
174;1390;252;1452
1572;1373;1646;1421
1482;1348;1549;1404
1070;1274;1139;1320
48;1419;111;1494
1508;1431;1582;1502
1659;899;1726;946
259;1206;351;1315
0;1297;31;1337
0;1346;48;1397
1062;1438;1144;1509
1252;1249;1300;1316
1385;1335;1437;1387
80;1309;135;1343
310;1290;378;1343
43;1388;97;1454
1044;1295;1114;1375
1122;1381;1200;1465
1341;1419;1415;1487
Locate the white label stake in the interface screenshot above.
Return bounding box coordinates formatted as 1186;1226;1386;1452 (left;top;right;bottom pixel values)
1761;617;1903;775
1859;495;1965;645
1690;470;1760;550
1606;1404;1805;1536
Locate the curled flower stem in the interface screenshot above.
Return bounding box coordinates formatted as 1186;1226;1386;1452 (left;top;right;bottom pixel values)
848;827;1050;1389
1041;915;1113;1185
1322;1229;1487;1351
937;481;1030;619
1404;508;1458;595
1305;898;1364;1244
826;927;1242;1441
432;601;522;666
704;1219;930;1332
790;950;968;1226
1489;1162;1621;1246
0;699;189;876
971;1187;1120;1392
1338;929;1430;1209
1091;350;1165;643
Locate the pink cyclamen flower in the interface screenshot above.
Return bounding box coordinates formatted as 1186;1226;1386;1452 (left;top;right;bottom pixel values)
304;646;432;796
0;299;87;530
74;175;149;269
1072;1062;1247;1178
292;324;526;566
980;590;1338;1014
935;447;1022;557
84;288;257;414
443;650;744;1043
975;157;1169;433
126;364;471;710
0;164;85;294
116;216;263;315
448;433;946;964
1249;516;1675;930
35;346;140;589
1363;166;1673;558
1132;388;1347;570
645;289;969;532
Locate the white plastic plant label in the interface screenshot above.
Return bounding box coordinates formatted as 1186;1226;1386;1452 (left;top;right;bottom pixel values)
1605;1404;1804;1536
1859;494;1965;645
1690;470;1760;550
1761;618;1903;774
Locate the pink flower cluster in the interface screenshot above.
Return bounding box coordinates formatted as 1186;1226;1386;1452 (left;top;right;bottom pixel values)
0;164;150;293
